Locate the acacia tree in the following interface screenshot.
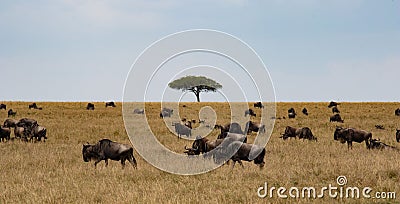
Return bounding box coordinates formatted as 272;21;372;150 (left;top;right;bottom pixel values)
168;75;222;102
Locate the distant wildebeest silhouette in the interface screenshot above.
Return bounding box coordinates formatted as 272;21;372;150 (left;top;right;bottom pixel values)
302;108;308;116
328;101;339;108
395;108;400;116
28;103;42;110
105;101;116;107
288;108;296;119
332;106;340;114
330;114;344;123
253;102;264;109
133;108;144;114
396;129;400;143
244;109;256;117
86;103;95;110
8;109;16;117
245;121;265;134
334;127;372;149
214;122;244;135
0;104;6;110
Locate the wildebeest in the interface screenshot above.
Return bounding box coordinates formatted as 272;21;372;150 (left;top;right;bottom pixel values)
185;136;224;156
214;122;244;135
16;118;39;139
302;108;308;116
184;121;192;129
245;121;265;134
396;129;400;143
328;101;339;108
334;127;372;149
0;104;6;110
160;108;173;118
28;103;42;110
3;119;18;128
31;126;47;142
330;114;344;123
332;106;340;114
216;132;247;143
214;141;266;169
8;109;16;117
369;139;398;151
14;126;24;139
254;102;264;109
298;127;317;141
0;126;11;142
172;123;191;139
105;101;116;107
280;126;316;141
288;108;296;119
87;103;95;110
82;139;137;169
244;109;256;117
375;125;384;130
133;108;144;114
395;108;400;116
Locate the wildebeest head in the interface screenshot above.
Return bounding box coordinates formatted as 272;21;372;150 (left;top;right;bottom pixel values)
334;127;344;141
82;144;95;162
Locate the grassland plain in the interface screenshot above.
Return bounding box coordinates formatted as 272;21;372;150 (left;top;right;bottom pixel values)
0;102;399;203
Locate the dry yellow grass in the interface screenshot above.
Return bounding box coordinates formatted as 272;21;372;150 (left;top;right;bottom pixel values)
0;102;399;203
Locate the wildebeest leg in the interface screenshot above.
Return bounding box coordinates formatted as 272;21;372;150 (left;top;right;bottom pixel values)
238;160;244;169
231;161;236;170
347;141;352;150
94;159;102;168
128;154;137;169
105;159;109;167
121;159;126;169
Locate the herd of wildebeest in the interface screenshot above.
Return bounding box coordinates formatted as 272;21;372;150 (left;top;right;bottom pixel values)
1;101;400;170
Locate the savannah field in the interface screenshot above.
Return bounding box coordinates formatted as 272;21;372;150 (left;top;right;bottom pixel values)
0;101;399;203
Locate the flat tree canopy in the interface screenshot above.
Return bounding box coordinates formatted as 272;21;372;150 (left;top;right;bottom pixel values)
168;75;222;102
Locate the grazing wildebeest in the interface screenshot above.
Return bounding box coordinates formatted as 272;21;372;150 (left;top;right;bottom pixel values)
14;126;24;139
332;106;340;114
0;104;6;110
244;109;256;117
0;126;11;142
328;101;339;108
172;123;191;139
105;101;116;107
298;127;317;141
254;102;264;109
214;141;266;169
3;119;18;128
396;129;400;143
280;126;316;141
82;139;137;169
244;121;265;134
8;109;16;117
375;125;384;130
31;126;47;142
288;108;296;119
330;114;344;123
334;127;372;149
133;108;144;114
16;118;39;139
184;136;224;155
29;103;38;109
214;122;244;135
369;139;399;151
87;103;95;110
395;108;400;116
302;108;308;116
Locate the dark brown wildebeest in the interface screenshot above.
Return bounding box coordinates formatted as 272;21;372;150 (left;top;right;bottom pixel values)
330;114;344;123
375;125;384;130
214;141;266;169
16;118;39;140
216;132;247;143
245;121;265;134
288;108;296;119
244;109;256;117
14;126;24;139
3;118;18;128
29;103;38;109
0;126;11;142
184;136;224;155
172;122;191;139
332;106;340;114
396;129;400;143
82;139;137;169
328;101;339;108
0;104;6;110
298;127;317;141
280;126;316;141
395;108;400;116
133;108;144;114
105;101;116;107
214;122;244;135
87;103;95;110
302;108;308;116
8;109;16;117
334;127;372;149
369;139;399;151
254;102;264;109
31;126;47;142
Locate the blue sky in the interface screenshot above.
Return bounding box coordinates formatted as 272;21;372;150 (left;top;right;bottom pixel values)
0;0;399;102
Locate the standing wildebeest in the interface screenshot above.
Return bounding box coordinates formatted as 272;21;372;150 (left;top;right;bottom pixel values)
0;126;11;142
82;139;137;169
214;141;266;169
288;108;296;119
395;108;400;116
332;106;340;114
0;104;6;110
3;119;18;128
330;114;344;123
214;122;244;135
14;126;24;139
105;101;116;107
302;108;308;116
160;108;173;118
133;108;144;114
29;103;38;109
172;123;191;139
280;126;316;141
328;101;339;108
254;102;264;109
244;109;256;117
245;121;265;134
31;126;47;142
334;127;372;149
298;127;317;141
87;103;95;110
185;134;247;156
396;129;400;143
216;132;247;143
16;118;39;140
8;109;16;117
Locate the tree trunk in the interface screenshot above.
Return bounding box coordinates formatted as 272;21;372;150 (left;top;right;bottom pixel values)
195;92;201;102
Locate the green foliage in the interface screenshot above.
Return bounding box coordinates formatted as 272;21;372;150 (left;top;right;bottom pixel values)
168;75;222;102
